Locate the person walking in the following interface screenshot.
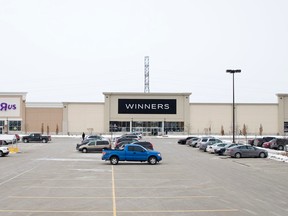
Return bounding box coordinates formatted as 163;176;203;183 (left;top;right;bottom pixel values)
82;132;85;140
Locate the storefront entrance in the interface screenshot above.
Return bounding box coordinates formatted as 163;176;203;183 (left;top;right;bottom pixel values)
109;121;184;135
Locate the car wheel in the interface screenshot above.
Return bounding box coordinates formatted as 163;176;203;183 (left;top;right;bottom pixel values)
110;156;119;165
278;145;284;151
0;151;3;157
82;148;88;153
235;152;241;158
42;139;46;143
259;152;266;158
23;139;28;143
148;156;157;165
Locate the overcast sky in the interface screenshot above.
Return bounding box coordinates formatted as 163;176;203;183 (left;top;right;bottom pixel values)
0;0;287;103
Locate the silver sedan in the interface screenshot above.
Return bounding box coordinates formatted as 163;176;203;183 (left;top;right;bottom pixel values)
225;145;268;158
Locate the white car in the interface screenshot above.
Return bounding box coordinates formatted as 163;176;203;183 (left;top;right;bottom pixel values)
0;146;10;157
206;143;227;154
0;134;17;145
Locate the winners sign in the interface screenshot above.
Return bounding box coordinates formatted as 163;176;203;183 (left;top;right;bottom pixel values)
118;99;176;114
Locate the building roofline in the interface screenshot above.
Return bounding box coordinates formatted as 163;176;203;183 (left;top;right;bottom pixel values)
103;92;192;96
26;102;64;108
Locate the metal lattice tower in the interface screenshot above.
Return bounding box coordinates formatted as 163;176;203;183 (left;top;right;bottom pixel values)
144;56;150;93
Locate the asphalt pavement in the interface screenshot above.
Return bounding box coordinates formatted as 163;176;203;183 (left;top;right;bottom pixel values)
0;137;287;216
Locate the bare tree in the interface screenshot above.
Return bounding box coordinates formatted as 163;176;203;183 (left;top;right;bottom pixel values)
259;124;263;135
56;124;59;135
242;124;247;136
221;125;225;136
41;123;44;134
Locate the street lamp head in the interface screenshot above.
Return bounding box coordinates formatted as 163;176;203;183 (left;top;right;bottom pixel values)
226;69;241;73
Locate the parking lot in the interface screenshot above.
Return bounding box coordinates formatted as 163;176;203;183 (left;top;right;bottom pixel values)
0;137;288;216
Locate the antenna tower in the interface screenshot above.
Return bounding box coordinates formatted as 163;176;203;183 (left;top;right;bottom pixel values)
144;56;150;93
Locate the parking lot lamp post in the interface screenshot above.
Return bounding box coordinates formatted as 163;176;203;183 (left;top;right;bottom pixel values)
226;69;241;143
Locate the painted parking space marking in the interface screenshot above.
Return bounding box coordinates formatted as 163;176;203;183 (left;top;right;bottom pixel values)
0;209;239;213
112;166;117;216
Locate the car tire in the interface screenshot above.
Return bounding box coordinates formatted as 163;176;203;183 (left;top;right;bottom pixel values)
82;148;88;153
23;139;28;143
278;145;284;151
259;152;266;158
235;152;241;158
0;151;3;157
110;156;119;165
148;156;157;165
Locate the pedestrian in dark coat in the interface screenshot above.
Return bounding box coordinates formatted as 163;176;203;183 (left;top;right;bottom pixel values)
82;132;85;140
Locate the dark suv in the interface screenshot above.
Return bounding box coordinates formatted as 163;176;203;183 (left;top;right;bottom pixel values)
116;141;154;150
270;138;288;151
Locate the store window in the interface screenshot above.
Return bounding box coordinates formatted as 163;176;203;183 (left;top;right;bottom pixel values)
110;121;130;132
109;121;184;133
164;121;184;132
8;121;21;131
0;121;4;134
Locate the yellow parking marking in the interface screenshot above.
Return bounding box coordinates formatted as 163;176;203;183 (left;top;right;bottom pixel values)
112;166;117;216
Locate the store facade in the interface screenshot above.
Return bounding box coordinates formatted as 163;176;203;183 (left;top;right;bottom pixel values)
1;92;288;136
103;92;191;135
0;92;26;135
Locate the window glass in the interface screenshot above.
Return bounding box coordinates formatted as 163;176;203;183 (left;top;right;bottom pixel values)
8;121;21;131
134;146;144;152
97;141;109;145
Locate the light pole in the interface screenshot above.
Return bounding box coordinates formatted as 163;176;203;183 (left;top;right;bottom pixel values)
226;69;241;143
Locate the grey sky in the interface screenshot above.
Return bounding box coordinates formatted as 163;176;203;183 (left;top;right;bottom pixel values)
0;0;287;103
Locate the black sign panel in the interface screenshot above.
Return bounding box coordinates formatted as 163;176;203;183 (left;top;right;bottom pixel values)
118;99;177;114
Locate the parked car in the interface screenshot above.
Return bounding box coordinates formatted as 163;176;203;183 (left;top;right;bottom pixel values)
252;137;276;147
15;134;20;141
198;138;223;152
85;135;105;140
116;141;154;150
81;135;106;144
114;140;136;149
177;136;197;145
22;133;51;143
206;142;227;154
188;137;202;147
118;134;142;140
114;137;139;146
78;139;111;153
0;134;17;144
102;143;162;165
0;146;9;157
131;141;154;150
262;140;274;148
225;145;268;158
270;138;288;151
216;143;242;155
186;137;199;146
122;132;143;139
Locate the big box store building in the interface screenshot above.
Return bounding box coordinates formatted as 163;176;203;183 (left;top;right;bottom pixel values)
0;92;288;136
